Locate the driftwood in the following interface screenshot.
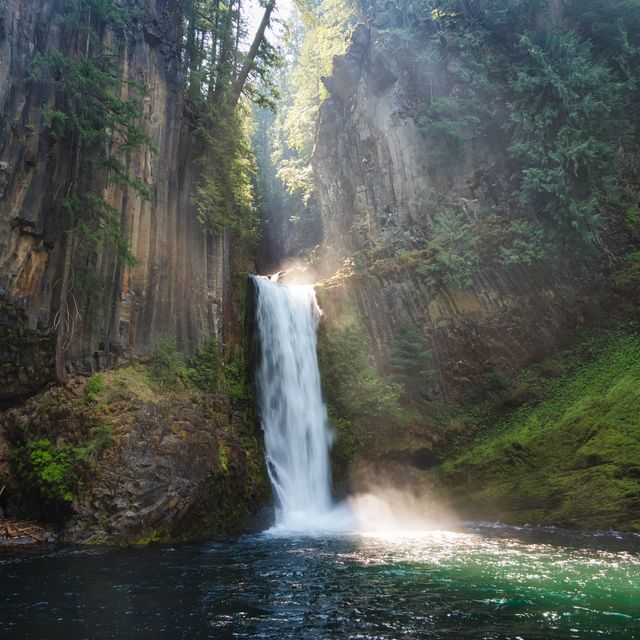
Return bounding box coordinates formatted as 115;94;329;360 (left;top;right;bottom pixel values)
0;519;50;543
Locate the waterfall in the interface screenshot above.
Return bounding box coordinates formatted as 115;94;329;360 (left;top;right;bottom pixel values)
253;275;336;530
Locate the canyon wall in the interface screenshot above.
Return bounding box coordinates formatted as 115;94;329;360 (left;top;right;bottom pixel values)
312;24;632;400
0;0;236;399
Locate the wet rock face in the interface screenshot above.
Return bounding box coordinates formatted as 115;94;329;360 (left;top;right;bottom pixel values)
0;379;270;544
0;0;232;377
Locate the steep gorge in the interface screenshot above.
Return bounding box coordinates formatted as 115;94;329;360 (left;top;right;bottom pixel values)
1;0;640;542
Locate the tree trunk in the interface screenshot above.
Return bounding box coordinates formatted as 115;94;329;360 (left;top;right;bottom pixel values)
55;230;75;381
227;0;276;110
55;18;90;381
207;0;221;100
213;0;237;102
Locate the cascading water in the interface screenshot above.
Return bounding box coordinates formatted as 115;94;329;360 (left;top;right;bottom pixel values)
253;275;339;530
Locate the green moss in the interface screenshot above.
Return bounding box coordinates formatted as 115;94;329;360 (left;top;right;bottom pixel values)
131;530;164;546
436;330;640;531
625;205;640;233
183;339;221;392
317;313;402;422
219;445;229;474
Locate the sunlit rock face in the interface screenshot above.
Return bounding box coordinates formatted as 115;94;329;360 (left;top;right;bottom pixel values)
0;0;233;386
312;25;619;400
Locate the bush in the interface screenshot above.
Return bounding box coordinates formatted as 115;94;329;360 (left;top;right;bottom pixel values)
389;324;437;403
421;210;480;288
84;373;103;403
13;439;83;506
183;339;222;393
149;338;186;388
222;345;250;406
318;321;402;422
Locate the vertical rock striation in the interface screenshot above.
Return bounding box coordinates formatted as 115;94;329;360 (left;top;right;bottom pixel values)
312;25;621;399
0;0;236;399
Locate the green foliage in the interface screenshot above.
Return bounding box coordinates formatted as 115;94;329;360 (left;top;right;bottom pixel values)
317;308;408;484
58;0;132;34
30;51;150;152
218;445;229;473
437;329;640;531
498;219;548;265
625;206;640;234
367;0;640;259
271;0;355;198
149;339;186;389
181;0;284;248
615;250;640;292
183;339;222;393
29;0;154;331
318;319;402;422
182;0;280;110
84;373;103;403
222;344;250;406
389;324;436;402
147;337;249;405
194;108;260;245
422;210;480;288
76;423;114;463
417;97;466;164
460;367;516;407
13;439;83;506
508;30;624;245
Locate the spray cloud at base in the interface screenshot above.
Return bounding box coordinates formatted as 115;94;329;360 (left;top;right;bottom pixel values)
253;273;456;535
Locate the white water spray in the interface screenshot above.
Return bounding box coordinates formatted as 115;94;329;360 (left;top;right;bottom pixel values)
253;275;340;530
252;274;453;535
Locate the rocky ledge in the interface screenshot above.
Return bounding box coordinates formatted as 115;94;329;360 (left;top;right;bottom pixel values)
0;368;270;545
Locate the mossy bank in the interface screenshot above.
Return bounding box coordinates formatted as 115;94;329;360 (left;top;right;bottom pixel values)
433;327;640;532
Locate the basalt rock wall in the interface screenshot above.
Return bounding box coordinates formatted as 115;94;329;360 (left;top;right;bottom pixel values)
0;0;233;400
312;25;627;399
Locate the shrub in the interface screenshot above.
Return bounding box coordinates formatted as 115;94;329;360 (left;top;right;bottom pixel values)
13;439;83;506
421;210;480;288
149;338;186;388
389;324;437;403
183;339;222;393
318;322;402;422
84;373;103;403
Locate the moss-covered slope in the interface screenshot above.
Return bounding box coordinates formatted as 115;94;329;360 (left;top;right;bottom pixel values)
436;330;640;532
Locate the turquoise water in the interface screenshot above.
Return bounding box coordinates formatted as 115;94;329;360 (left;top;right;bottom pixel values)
1;524;638;639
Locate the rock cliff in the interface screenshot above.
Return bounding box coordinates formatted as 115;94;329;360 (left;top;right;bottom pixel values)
0;0;238;401
309;19;640;531
0;369;269;544
312;24;634;400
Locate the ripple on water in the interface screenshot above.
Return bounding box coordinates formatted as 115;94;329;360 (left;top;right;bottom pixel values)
1;525;639;639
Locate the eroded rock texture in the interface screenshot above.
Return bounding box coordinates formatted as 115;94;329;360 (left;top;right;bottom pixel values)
0;0;235;401
0;377;269;544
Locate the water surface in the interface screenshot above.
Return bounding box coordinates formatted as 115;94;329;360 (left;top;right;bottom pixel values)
1;524;639;639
